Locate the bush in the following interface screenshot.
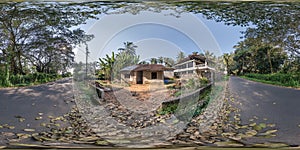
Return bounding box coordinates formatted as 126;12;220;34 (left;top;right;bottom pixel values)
200;77;209;85
173;90;182;97
158;103;178;115
244;73;300;87
0;73;63;87
62;72;72;78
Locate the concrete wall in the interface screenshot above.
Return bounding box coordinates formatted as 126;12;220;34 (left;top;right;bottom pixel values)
164;71;174;78
143;71;164;84
122;71;164;84
131;72;136;84
121;71;136;84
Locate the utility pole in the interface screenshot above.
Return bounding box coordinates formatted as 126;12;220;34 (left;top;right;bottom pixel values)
85;43;89;79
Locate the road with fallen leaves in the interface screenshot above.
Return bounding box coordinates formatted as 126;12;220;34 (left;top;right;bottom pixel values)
0;78;74;146
229;76;300;146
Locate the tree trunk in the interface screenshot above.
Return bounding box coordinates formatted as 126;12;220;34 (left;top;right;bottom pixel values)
17;49;25;75
267;49;274;74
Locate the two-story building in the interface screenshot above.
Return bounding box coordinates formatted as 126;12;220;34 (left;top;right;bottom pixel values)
174;54;215;81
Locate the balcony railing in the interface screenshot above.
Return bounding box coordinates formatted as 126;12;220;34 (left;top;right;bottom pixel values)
195;64;206;68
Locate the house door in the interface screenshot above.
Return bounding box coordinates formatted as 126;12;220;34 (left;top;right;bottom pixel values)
136;71;143;84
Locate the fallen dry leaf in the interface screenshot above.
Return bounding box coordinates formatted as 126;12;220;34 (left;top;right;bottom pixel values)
16;133;31;139
253;142;288;148
2;132;15;136
35;116;43;120
19;118;25;122
214;141;244;147
267;124;276;127
249;122;257;127
265;129;278;134
245;130;257;137
95;140;110;146
8;126;15;129
24;128;35;132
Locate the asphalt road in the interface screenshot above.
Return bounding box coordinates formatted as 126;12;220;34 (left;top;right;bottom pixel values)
0;78;75;145
229;76;300;145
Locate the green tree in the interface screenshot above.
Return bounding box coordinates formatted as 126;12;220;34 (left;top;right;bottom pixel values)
0;2;97;76
231;38;287;75
150;58;158;64
223;53;234;74
98;52;115;81
204;50;216;61
176;51;185;63
139;61;149;64
163;57;175;67
158;57;164;64
113;42;140;80
118;42;138;56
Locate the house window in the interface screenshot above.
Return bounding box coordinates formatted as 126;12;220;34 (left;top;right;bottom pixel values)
124;74;130;78
188;70;194;74
151;72;157;79
188;62;193;68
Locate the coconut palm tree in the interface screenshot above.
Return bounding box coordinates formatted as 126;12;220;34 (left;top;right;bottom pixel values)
118;42;137;56
158;56;164;64
163;57;175;67
176;51;185;63
150;58;158;64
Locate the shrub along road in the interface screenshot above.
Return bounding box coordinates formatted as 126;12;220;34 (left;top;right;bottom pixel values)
229;76;300;145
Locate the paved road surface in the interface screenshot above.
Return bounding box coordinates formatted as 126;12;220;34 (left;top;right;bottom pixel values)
0;78;74;145
229;76;300;145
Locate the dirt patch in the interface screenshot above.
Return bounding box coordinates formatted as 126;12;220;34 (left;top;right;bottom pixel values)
128;84;150;101
106;82;170;112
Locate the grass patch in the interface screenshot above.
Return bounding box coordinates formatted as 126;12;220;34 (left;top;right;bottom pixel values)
242;73;300;88
157;103;178;115
157;85;218;117
193;85;223;117
192;88;211;117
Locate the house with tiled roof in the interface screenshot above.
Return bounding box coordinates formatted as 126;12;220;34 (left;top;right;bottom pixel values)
120;64;174;84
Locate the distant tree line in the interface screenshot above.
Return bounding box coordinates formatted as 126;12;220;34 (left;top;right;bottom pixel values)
223;38;298;75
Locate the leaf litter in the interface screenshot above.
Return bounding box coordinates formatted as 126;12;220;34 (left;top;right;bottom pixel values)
3;88;285;149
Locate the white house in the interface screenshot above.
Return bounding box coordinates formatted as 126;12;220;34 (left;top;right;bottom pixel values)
174;54;215;81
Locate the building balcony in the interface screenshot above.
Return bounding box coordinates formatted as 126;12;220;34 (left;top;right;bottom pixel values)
174;64;215;73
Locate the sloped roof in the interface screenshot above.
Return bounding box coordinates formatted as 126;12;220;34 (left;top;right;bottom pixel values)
176;54;206;65
120;65;139;72
134;64;166;72
120;64;171;72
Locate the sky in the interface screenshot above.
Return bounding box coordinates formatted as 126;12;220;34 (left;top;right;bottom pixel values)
74;10;247;63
